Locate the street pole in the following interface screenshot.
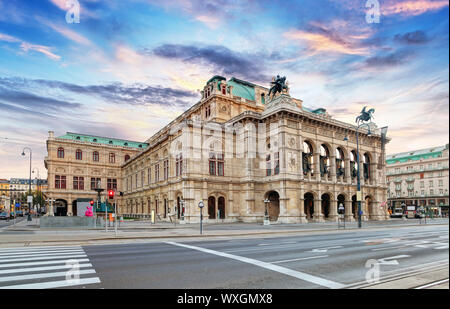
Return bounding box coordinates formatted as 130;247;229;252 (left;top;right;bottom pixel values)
198;201;204;235
356;129;362;229
21;147;32;221
114;195;117;236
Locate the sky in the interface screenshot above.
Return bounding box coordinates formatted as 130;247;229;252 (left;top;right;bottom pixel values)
0;0;448;179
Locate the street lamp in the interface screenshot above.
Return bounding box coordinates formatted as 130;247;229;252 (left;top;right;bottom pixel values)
198;200;204;235
21;147;32;220
263;198;270;226
93;179;104;228
355;123;372;228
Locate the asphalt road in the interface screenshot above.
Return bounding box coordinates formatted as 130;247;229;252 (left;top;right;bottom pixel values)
0;224;448;289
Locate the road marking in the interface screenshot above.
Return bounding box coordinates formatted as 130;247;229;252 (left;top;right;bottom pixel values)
372;246;409;251
0;248;84;256
377;255;411;266
414;279;449;289
258;241;297;246
0;245;82;252
0;269;96;283
0;250;85;259
310;246;342;253
0;258;90;269
0;263;93;275
0;254;87;263
0;277;101;289
166;241;345;289
271;255;328;264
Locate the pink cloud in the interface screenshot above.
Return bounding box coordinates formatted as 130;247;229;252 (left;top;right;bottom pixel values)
382;0;449;16
0;32;61;60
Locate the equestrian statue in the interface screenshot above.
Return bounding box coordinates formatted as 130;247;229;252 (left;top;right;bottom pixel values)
355;106;375;125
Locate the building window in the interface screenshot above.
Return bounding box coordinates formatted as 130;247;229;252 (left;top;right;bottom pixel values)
155;164;160;182
141;170;145;186
73;176;83;190
176;154;183;176
266;154;271;176
208;153;224;176
217;153;224;176
135;174;138;188
430;189;434;195
439;180;443;187
55;175;66;189
107;178;117;191
420;181;424;188
76;149;82;160
164;160;169;180
109;153;115;163
148;167;151;184
91;178;101;190
93;151;99;162
429;180;434;187
274;152;280;175
57;148;64;158
125;154;130;162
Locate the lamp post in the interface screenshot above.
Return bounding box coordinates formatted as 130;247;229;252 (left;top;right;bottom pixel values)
198;200;204;235
263;198;270;225
355;123;372;228
93;180;104;229
21;147;32;220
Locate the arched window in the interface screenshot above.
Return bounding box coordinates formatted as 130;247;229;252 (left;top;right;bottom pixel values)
57;147;64;158
261;93;265;104
93;151;99;162
125;154;130;162
336;147;345;177
75;149;82;160
363;153;371;180
350;150;358;178
302;141;313;175
320;144;330;176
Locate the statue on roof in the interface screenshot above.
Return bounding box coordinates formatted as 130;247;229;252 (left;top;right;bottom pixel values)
268;75;288;99
356;106;375;125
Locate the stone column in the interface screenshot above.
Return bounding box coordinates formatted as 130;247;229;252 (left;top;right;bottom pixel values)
345;158;351;183
314;152;321;181
330;154;337;182
313;198;325;222
328;199;338;222
345;200;355;222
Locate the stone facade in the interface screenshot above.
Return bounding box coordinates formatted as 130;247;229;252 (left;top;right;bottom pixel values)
44;132;147;216
386;144;449;216
120;76;390;223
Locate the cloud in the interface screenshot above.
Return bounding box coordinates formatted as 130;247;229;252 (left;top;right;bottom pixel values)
382;0;449;17
394;30;431;45
151;44;271;82
0;32;61;60
283;21;372;56
364;49;414;67
37;17;92;45
0;88;81;111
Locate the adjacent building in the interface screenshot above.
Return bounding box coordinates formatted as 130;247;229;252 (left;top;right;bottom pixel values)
45;75;391;223
44;132;148;216
386;144;449;216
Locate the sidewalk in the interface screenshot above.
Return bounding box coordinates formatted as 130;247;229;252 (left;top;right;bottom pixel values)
0;217;448;247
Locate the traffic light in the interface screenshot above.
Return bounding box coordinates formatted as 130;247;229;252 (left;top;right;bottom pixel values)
108;190;115;199
90;201;94;206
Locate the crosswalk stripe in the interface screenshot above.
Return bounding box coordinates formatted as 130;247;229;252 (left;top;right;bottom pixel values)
0;250;85;259
0;269;96;283
0;249;84;256
0;254;87;264
0;277;101;289
0;263;93;275
0;258;90;269
0;246;82;252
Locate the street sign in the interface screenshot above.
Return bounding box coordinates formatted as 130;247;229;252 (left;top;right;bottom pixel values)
356;191;362;201
27;195;33;203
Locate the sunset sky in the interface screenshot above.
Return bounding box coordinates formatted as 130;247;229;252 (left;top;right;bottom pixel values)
0;0;448;179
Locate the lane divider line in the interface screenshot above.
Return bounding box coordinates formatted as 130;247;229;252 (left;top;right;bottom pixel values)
165;241;344;289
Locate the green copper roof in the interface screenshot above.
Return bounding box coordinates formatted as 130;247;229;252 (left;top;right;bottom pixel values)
58;132;148;149
386;145;446;164
303;107;327;115
207;75;226;84
227;77;255;101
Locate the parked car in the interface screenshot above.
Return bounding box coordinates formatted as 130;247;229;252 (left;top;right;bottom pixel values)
390;208;404;218
16;210;23;217
0;212;10;220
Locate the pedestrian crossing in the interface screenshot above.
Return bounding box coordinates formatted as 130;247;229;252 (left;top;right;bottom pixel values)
0;245;101;289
